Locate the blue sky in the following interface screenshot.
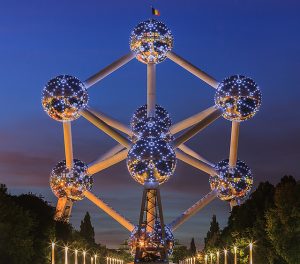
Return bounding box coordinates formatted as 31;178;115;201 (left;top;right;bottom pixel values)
0;0;300;248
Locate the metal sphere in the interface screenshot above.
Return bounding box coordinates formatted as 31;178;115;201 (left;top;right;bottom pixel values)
130;19;174;64
127;138;176;185
42;75;88;122
50;159;93;201
210;159;253;201
132;117;172;141
215;75;262;122
130;104;172;134
128;223;174;257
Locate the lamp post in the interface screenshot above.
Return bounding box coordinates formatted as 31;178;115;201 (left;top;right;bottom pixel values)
224;249;227;264
234;246;237;264
249;243;253;264
64;246;68;264
74;249;78;264
210;253;213;264
205;254;208;264
83;251;86;264
51;242;55;264
216;251;220;264
94;254;97;264
91;257;93;264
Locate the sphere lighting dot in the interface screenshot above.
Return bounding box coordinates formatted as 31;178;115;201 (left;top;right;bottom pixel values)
215;75;262;122
127;138;176;185
50;159;93;201
42;75;88;122
210;159;253;201
128;223;174;257
130;19;174;64
131;104;172;134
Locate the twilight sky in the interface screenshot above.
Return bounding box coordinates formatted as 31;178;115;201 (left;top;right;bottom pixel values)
0;0;300;249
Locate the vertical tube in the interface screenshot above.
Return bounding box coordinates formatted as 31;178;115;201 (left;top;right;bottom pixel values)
229;121;240;168
51;242;55;264
147;63;156;117
64;246;68;264
75;250;78;264
234;247;237;264
249;243;253;264
63;122;73;169
224;250;227;264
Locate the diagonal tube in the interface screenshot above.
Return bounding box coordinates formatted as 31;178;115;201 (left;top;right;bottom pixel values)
169;189;218;231
175;149;217;176
84;190;135;232
166;52;219;89
84;52;135;88
88;107;132;135
177;144;214;167
81;109;131;148
170;106;217;135
173;108;223;147
87;148;128;175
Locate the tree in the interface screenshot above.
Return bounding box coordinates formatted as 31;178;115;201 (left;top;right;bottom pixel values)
0;184;35;264
204;215;221;251
266;176;300;263
190;238;197;255
80;212;95;245
172;240;190;264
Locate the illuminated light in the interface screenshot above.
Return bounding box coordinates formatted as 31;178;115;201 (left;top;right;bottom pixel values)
128;223;174;256
210;253;213;264
65;246;68;264
249;242;253;264
216;251;220;264
50;159;93;201
127;138;176;185
51;242;55;264
234;246;237;264
224;249;228;264
75;249;78;264
42;75;88;122
210;159;253;201
83;251;86;264
130;19;173;64
215;75;262;122
94;254;97;264
204;255;208;264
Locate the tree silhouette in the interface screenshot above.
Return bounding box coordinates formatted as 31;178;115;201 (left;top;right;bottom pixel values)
80;212;95;245
204;215;221;251
190;237;197;255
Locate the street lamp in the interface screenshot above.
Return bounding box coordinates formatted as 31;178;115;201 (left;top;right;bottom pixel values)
234;246;237;264
64;246;68;264
216;251;220;264
249;243;253;264
224;249;227;264
83;251;86;264
205;254;208;264
75;249;78;264
51;242;55;264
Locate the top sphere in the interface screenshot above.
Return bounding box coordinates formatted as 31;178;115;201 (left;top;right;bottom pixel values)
215;75;262;122
130;19;174;64
42;75;88;122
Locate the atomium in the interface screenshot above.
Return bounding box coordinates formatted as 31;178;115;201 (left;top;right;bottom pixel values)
130;19;174;64
42;75;88;122
209;159;253;201
128;223;174;257
50;159;93;201
42;17;262;262
215;75;262;122
127;138;176;185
